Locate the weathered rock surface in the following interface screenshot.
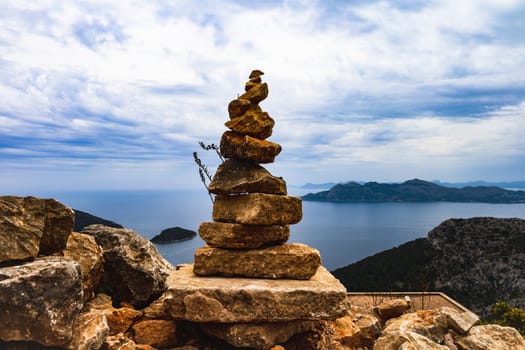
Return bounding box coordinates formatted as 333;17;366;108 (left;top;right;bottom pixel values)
374;331;450;350
102;332;137;350
198;222;290;248
238;82;268;104
68;308;109;350
193;243;321;279
164;264;347;322
225;110;275;139
375;298;410;322
0;196;74;263
105;306;143;335
438;306;479;334
0;256;83;346
213;193;302;225
200;320;315;349
63;232;104;303
82;224;174;308
455;324;525;350
130;320;178;349
220;131;281;163
208;158;287;195
228;98;253;119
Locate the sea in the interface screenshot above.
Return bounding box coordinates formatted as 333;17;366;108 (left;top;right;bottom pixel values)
31;188;525;271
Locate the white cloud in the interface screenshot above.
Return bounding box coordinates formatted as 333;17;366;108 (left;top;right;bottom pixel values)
0;0;524;190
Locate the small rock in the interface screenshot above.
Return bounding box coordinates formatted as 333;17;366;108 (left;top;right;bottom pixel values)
220;130;281;163
213;193;302;225
82;224;174;308
131;320;178;349
63;232;104;303
375;298;410;322
67;309;109;350
227;98;252;119
208;158;287;195
102;333;137;350
105;306;143;335
455;324;525;350
225;110;275;140
198;222;289;249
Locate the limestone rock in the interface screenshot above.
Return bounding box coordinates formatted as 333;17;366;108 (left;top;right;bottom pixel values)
375;298;410;322
130;320;178;349
225;110;275;139
455;324;525;350
0;196;74;263
330;306;382;348
228;98;253;119
198;222;289;248
82;224;174;308
438;307;479;334
68;309;109;350
193;243;321;279
375;309;448;348
220;131;281;163
0;257;83;346
239;82;268;104
200;321;315;350
105;306;143;335
374;331;449;350
102;333;137;350
208;158;287;195
213;193;302;225
165;264;347;322
63;232;104;303
38;198;75;256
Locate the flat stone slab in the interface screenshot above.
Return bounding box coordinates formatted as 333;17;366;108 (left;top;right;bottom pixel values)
208;159;287;195
220;131;281;163
193;243;321;279
213;193;302;225
199;222;289;248
164;264;347;323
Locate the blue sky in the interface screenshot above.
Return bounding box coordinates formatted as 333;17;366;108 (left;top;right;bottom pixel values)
1;0;524;192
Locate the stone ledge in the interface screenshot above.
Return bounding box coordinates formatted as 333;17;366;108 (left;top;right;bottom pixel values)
164;264;347;323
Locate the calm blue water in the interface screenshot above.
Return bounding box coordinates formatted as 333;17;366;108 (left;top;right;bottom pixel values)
31;189;525;270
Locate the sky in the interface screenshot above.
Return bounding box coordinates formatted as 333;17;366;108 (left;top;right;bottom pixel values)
1;0;524;193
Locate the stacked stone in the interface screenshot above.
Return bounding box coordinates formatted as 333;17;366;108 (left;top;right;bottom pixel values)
165;70;347;349
193;70;322;280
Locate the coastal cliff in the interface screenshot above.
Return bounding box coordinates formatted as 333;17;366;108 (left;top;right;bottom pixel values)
1;195;524;349
333;217;525;318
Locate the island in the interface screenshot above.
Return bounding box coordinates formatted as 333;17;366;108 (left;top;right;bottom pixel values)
150;226;197;244
302;178;525;203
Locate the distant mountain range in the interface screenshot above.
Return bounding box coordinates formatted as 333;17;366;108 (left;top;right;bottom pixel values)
302;178;525;203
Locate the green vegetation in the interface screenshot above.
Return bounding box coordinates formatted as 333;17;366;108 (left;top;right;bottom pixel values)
489;301;525;335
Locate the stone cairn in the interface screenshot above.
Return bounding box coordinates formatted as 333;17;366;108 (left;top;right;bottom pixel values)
166;70;347;349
